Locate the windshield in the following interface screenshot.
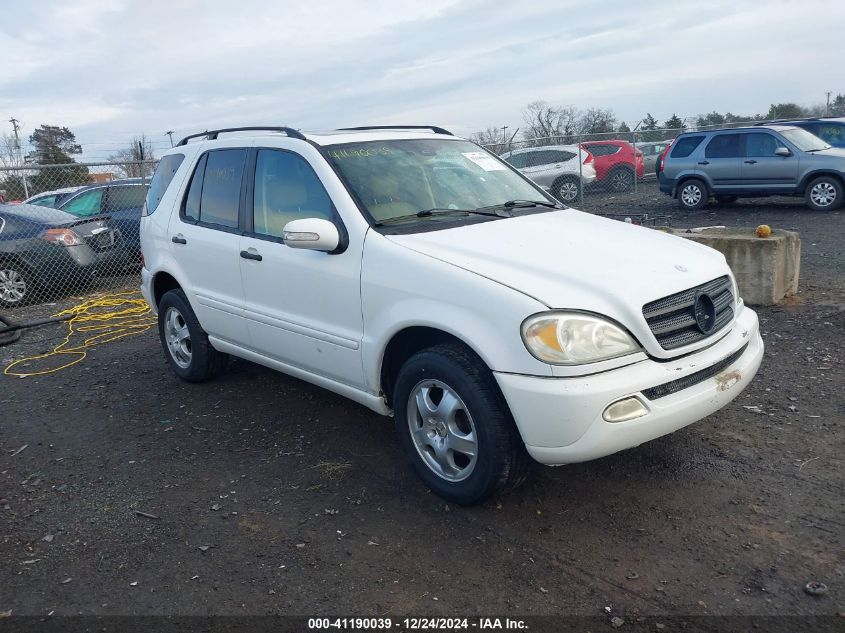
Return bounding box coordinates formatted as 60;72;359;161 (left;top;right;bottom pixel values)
780;128;831;152
324;139;555;224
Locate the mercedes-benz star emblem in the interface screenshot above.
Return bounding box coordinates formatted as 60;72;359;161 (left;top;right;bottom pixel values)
693;292;716;334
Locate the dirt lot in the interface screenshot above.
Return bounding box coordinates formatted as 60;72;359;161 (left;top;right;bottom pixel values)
1;181;843;620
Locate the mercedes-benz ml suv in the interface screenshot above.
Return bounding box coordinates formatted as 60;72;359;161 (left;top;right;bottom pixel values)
140;125;763;504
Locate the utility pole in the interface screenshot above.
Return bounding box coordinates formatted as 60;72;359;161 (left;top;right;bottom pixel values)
500;125;508;145
8;117;29;198
165;130;174;147
826;92;832;116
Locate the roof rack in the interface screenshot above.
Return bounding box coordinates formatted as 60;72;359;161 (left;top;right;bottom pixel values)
176;126;306;146
755;117;842;126
337;125;453;136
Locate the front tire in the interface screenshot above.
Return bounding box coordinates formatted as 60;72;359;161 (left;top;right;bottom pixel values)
677;178;709;210
157;289;228;382
0;261;34;307
392;344;531;505
805;176;843;211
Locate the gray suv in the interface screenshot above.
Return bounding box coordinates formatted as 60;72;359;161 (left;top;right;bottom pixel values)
660;125;845;211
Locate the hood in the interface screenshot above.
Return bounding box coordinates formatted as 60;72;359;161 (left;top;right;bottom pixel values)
387;210;732;354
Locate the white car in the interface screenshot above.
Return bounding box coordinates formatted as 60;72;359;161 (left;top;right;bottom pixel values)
23;186;85;208
140;125;763;504
500;144;597;203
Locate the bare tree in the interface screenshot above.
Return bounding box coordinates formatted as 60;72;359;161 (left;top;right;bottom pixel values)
469;126;509;153
0;134;21;169
522;102;580;144
108;135;156;178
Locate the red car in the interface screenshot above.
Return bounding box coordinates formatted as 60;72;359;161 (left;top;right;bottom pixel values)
579;140;644;192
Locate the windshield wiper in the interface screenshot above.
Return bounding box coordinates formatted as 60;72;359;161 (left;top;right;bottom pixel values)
477;199;563;212
373;208;508;226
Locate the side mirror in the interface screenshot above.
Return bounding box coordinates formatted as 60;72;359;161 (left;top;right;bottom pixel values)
282;218;340;252
775;147;792;157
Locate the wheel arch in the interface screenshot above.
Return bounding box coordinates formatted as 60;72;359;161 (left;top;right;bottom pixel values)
379;326;492;409
151;270;183;308
674;173;710;198
798;170;845;194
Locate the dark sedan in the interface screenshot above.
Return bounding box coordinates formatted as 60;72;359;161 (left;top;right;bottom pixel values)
0;204;123;306
57;179;148;254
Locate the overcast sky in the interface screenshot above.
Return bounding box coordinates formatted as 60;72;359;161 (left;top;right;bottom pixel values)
1;0;844;160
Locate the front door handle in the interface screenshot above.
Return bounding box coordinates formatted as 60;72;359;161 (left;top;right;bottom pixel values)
240;250;263;262
697;161;710;165
171;236;187;244
744;159;758;164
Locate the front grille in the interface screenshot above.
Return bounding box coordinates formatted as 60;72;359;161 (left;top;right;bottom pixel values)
643;276;734;350
642;343;748;400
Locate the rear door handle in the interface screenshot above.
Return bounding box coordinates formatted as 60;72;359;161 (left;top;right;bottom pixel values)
240;250;263;262
171;236;187;244
744;160;758;164
697;161;710;165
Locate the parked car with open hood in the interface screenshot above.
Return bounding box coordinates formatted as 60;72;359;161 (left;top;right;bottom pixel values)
139;125;763;504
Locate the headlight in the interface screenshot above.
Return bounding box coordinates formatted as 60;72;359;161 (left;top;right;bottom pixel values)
521;312;640;365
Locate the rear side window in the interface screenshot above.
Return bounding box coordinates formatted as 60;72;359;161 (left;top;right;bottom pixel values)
670;136;704;158
145;153;184;215
106;186;148;212
505;153;529;169
182;149;246;228
30;195;57;207
705;134;741;158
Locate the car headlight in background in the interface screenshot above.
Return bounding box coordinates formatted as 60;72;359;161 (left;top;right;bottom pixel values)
521;312;641;365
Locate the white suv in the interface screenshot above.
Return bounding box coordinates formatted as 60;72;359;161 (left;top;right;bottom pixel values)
140;125;764;505
499;144;596;203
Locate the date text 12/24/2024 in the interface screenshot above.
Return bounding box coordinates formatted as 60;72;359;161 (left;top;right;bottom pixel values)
307;617;528;630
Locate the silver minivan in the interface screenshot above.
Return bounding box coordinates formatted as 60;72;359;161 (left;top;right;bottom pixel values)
659;125;845;211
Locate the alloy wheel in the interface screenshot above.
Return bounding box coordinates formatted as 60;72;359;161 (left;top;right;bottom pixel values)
407;379;478;482
0;268;27;304
681;184;702;207
557;181;579;202
164;306;192;369
810;182;837;207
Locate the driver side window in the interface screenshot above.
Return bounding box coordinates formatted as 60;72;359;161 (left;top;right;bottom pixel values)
253;150;333;239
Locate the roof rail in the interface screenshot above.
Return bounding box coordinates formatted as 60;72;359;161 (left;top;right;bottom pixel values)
337;125;453;136
176;126;306;146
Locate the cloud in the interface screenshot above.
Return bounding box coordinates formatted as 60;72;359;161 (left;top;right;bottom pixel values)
1;0;843;158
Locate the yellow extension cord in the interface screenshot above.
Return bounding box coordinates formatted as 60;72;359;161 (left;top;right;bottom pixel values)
3;291;156;378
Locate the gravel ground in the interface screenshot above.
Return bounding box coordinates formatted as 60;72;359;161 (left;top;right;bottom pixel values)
1;181;843;620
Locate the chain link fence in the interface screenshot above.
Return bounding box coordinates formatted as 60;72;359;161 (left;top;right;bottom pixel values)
483;128;692;206
0;161;157;310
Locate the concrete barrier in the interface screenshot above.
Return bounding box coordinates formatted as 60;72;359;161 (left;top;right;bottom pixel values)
670;228;800;306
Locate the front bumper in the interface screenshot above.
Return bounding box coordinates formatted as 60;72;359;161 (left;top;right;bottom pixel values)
495;305;763;465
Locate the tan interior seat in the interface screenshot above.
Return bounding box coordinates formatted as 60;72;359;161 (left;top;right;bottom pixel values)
369;174;416;220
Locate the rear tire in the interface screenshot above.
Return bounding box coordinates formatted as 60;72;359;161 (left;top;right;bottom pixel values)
608;167;635;192
157;289;228;382
551;176;581;204
677;179;709;210
392;343;531;505
805;176;843;211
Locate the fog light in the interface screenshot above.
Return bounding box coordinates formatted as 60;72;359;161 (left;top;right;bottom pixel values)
603;397;649;423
